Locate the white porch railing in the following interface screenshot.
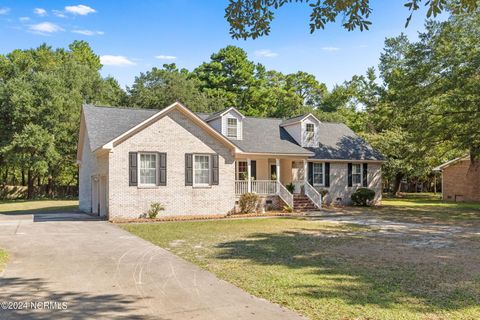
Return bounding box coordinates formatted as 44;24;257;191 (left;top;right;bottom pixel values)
277;182;294;208
235;180;278;195
235;180;249;195
304;181;322;209
252;180;278;195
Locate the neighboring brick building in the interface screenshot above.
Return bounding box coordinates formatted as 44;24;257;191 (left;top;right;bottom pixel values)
77;102;384;220
434;156;480;202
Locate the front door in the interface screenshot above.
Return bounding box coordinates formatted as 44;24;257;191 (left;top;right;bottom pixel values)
291;161;304;194
270;164;277;180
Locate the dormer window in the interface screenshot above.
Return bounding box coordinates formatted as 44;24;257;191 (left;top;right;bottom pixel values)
227;118;238;139
306;123;314;133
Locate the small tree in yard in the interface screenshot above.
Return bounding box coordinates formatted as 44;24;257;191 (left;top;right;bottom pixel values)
147;202;165;219
351;188;376;206
239;193;259;213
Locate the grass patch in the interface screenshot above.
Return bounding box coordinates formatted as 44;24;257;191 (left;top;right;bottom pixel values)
121;216;480;320
0;199;79;214
354;193;480;224
0;249;8;272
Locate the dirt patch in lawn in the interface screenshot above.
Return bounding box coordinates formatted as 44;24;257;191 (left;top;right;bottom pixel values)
122;208;480;320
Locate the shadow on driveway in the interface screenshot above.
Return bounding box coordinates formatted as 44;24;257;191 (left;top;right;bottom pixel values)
0;276;156;320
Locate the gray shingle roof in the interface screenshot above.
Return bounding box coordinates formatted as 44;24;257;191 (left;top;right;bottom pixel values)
231;117;313;155
280;114;308;126
305;123;385;161
204;109;227;121
83;104;158;150
82;105;383;160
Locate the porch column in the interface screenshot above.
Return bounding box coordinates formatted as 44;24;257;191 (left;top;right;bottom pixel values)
303;159;308;184
276;158;280;194
247;158;252;192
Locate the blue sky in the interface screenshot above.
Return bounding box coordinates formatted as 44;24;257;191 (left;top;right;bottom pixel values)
0;1;436;89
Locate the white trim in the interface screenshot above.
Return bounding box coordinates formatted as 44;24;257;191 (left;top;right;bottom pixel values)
312;162;325;187
96;102;239;152
280;113;322;127
433;155;469;171
308;159;385;163
226;117;238;139
236;160;248;180
206;107;245;121
351;163;363;186
236;152;313;157
193;154;211;187
138;152;158;187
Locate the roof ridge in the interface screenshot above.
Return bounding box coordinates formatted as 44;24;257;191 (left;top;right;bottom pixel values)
83;104;161;112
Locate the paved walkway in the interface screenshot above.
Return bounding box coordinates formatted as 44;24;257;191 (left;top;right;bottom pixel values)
0;212;303;319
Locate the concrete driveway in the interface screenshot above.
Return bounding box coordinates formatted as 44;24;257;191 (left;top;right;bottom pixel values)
0;211;303;319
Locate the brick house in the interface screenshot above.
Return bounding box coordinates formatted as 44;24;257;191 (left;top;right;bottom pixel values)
434;156;480;202
77;102;384;219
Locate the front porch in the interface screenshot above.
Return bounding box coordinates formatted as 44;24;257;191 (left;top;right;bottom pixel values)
234;157;322;209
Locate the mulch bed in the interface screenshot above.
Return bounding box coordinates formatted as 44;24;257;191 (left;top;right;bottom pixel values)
111;211;305;224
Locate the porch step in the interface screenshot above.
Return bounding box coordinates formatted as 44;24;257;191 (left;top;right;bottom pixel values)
293;195;318;211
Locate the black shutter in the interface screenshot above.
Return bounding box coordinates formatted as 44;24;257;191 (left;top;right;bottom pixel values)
185;153;193;186
158;153;167;186
362;163;368;187
325;162;330;187
251;160;256;180
308;162;313;185
211;154;219;185
129;152;137;186
347;163;353;187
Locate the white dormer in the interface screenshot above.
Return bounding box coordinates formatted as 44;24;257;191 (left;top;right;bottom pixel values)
280;113;320;147
205;107;244;140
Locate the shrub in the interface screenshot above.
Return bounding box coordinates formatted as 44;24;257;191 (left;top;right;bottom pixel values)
286;182;295;193
239;193;259;213
351;188;375;206
147;202;165;219
318;188;329;198
283;205;294;213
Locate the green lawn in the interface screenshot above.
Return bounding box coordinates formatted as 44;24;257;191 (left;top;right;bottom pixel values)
0;249;8;272
0;199;78;214
121;194;480;320
369;193;480;224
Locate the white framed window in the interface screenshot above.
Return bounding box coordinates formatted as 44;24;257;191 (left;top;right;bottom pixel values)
237;161;248;180
352;163;362;185
139;153;157;186
312;162;324;186
306;123;315;133
194;154;210;186
226;118;238;139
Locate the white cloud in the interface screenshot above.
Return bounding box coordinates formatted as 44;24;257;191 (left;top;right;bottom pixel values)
322;47;340;52
19;17;30;22
155;55;177;60
65;5;96;15
100;55;136;66
34;8;47;16
53;10;67;18
0;7;10;15
72;29;104;36
254;49;278;58
29;22;64;34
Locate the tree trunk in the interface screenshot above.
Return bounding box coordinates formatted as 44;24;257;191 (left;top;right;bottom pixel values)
393;173;404;196
47;174;53;197
27;170;34;199
21;170;26;186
